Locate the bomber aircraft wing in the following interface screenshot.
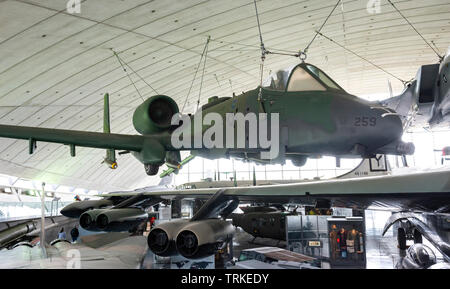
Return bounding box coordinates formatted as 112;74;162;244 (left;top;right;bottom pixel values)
101;169;450;213
62;168;450;259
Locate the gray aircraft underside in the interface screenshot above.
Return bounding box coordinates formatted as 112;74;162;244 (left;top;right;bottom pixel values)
383;47;450;130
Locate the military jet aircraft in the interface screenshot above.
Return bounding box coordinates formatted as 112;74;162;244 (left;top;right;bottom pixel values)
0;62;413;176
382;47;450;130
60;168;450;259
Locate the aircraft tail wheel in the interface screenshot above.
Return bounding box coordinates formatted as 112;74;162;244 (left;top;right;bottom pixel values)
398;228;407;250
413;229;423;244
145;164;160;176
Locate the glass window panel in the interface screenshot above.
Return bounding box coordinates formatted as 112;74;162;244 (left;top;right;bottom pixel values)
316;169;337;179
300;170;317;180
188;158;203;173
255;171;266;180
236;171;250;181
287;67;326;92
262;68;292;91
188;173;203;182
265;163;283;171
283;170;300;180
266;171;282;179
306;64;341;90
299;158;317;170
302;215;318;234
174;174;189;185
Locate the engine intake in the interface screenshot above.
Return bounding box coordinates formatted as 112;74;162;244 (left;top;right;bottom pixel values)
175;219;234;259
133;95;179;135
79;209;105;231
147;219;188;257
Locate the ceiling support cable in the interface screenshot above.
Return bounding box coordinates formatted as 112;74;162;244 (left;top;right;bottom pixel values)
303;0;342;57
214;74;222;89
212;0;343;66
316;31;407;84
229;79;234;95
113;50;159;98
181;36;210;113
253;0;342;63
387;0;443;61
196;39;210;112
113;51;145;102
209;38;298;55
253;0;268;100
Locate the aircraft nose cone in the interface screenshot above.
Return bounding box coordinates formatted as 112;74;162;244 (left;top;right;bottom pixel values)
384;114;403;134
60;203;82;218
377;109;404;141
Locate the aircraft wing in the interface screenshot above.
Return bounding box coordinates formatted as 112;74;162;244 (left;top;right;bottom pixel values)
0;124;145;152
103;169;450;213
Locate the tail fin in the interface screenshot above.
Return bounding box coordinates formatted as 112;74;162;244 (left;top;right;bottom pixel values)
103;93;117;169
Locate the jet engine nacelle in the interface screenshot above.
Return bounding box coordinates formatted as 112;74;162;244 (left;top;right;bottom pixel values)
175;219;235;259
96;208;148;232
79;209;105;231
61;199;113;218
147;219;189;257
79;208;148;232
132;95;179;135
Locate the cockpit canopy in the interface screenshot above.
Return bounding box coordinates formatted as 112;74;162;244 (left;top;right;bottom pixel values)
262;63;344;92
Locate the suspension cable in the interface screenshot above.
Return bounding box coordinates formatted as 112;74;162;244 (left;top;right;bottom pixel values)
214;74;222;89
196;41;209;111
316;31;407;84
209;38;299;55
181;36;211;113
113;51;145;102
304;0;342;55
387;0;443;61
253;0;268;100
253;0;267;59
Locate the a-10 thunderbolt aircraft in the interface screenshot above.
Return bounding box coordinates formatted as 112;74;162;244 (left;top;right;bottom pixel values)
0;62;414;176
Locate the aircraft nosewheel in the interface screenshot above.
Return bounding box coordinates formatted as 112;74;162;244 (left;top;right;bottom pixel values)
398;228;407;250
145;164;160;176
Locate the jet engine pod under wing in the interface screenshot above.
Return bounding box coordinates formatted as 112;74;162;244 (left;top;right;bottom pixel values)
96;208;148;232
60;199;113;218
79;209;106;231
147;219;189;257
175;219;234;259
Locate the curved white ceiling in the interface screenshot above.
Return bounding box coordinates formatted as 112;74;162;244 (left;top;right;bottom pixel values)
0;0;448;191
